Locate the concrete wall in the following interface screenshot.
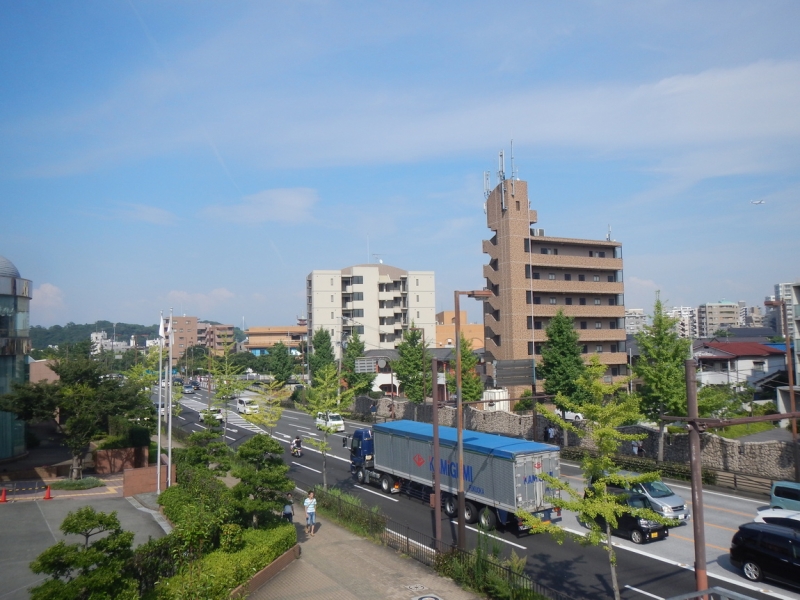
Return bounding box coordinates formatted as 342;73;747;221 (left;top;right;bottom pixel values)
122;458;176;497
351;396;792;479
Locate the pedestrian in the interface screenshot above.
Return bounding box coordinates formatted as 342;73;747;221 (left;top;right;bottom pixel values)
304;490;317;536
282;493;294;524
631;440;639;456
548;426;556;444
543;426;551;443
638;441;646;458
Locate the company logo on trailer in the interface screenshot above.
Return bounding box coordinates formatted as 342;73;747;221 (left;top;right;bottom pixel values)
413;454;425;467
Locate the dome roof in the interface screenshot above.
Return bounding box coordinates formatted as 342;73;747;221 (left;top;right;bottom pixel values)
0;256;21;278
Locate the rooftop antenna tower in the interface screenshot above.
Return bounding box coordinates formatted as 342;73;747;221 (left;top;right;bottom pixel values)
498;150;506;210
510;139;517;196
483;171;491;214
606;224;612;242
372;253;383;264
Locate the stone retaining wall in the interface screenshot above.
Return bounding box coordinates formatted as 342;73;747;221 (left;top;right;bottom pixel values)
350;396;792;479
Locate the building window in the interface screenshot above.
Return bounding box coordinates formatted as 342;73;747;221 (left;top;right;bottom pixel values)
527;316;533;329
548;273;555;280
553;248;558;255
754;361;765;372
608;297;616;305
541;248;548;254
416;311;420;318
353;292;364;301
610;321;617;329
534;296;542;305
330;278;334;285
548;297;555;305
611;343;618;352
535;345;542;355
355;326;364;334
595;322;602;329
535;320;543;330
565;298;573;305
416;295;419;302
578;274;585;282
596;345;603;352
533;272;540;280
330;295;334;302
352;309;364;317
527;342;534;355
330;329;334;336
593;275;600;282
416;279;419;286
582;345;588;354
526;291;533;304
331;312;334;319
594;298;601;305
608;274;615;282
580;321;587;330
611;366;619;376
524;238;530;252
564;274;572;281
353;276;363;284
598;251;606;258
589;251;594;257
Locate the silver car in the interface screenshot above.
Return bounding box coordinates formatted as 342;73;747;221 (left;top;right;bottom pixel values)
629;479;690;521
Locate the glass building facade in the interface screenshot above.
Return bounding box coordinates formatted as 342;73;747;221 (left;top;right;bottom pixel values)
0;256;30;459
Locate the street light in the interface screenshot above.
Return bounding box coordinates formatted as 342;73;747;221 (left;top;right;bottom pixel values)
454;289;492;550
765;299;799;482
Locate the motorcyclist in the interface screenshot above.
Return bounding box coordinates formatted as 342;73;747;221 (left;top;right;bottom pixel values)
291;436;302;456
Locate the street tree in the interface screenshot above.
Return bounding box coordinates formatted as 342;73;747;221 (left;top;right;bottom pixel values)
29;507;137;600
634;292;692;461
518;357;671;600
309;328;335;380
539;310;588;403
245;380;290;437
341;329;376;393
304;363;356;489
446;334;483;402
266;342;294;385
392;326;431;404
231;434;293;527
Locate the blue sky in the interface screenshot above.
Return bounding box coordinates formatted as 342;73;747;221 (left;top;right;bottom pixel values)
3;1;799;328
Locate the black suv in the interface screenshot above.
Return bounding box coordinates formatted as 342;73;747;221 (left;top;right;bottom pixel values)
730;522;800;586
594;492;669;544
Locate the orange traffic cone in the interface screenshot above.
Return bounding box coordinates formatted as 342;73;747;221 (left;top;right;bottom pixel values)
0;488;6;503
43;486;52;500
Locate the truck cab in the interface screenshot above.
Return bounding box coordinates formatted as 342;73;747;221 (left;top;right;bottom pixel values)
349;428;374;471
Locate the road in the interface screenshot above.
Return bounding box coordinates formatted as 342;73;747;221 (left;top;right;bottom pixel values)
158;388;800;600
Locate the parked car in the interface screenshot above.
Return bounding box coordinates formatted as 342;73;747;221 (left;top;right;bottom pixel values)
730;522;800;586
182;385;194;394
237;398;259;415
201;407;224;422
594;492;669;544
755;508;800;530
316;412;345;432
772;481;800;511
557;409;584;422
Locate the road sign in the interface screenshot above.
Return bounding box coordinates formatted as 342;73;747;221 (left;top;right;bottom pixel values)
355;357;377;374
493;359;535;387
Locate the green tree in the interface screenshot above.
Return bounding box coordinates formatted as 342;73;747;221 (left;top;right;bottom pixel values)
539;310;587;403
29;507;137;600
634;292;691;461
245;380;289;437
304;363;355;489
392;326;431;404
341;330;376;393
231;435;294;528
446;334;483;402
518;357;670;600
173;430;232;473
208;345;250;442
266;342;295;385
309;328;335;380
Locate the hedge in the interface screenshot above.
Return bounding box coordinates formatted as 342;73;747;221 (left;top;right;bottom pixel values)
152;525;296;600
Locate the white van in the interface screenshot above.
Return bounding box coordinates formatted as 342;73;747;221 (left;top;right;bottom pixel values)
237;398;259;415
316;412;345;432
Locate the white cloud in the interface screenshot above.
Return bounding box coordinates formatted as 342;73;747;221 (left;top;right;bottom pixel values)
30;283;66;324
166;288;235;316
201;188;317;225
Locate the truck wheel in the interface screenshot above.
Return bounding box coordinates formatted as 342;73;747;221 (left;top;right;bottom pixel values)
630;529;644;544
380;475;394;493
443;496;457;517
464;501;478;524
356;469;366;484
478;508;497;530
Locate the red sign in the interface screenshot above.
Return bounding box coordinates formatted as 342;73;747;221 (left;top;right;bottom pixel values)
413;454;425;467
534;462;541;469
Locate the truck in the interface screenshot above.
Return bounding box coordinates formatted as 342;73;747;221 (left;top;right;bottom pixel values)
349;420;561;531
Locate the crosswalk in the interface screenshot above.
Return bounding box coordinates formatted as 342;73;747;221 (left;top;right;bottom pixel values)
179;398;264;434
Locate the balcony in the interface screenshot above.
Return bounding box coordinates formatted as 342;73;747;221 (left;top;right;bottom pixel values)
528;305;625;319
483;265;500;285
482;239;499;257
525;254;623;271
524;280;624;295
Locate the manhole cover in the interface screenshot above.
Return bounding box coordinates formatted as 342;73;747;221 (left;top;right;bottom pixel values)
407;584;427;591
411;595;442;600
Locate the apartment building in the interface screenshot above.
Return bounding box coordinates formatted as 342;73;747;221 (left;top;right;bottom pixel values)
163;316;198;364
772;282;800;339
435;311;484;350
245;325;307;356
206;324;235;356
482;178;627;382
625;309;647;335
666;306;698;339
697;301;738;338
306;264;436;360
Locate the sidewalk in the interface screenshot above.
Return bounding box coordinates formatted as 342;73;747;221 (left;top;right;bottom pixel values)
250;509;481;600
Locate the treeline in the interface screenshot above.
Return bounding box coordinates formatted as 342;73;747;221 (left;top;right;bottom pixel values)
30;321;159;349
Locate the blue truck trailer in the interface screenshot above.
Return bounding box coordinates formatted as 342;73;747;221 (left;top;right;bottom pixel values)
349;420;561;531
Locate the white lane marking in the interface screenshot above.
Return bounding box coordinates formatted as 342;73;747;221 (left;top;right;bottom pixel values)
272;436;350;463
229;428;238;433
177;416;185;420
274;432;291;438
283;416;299;420
354;484;399;502
296;426;315;432
292;462;321;473
194;423;206;429
624;585;663;599
449;521;526;550
225;435;236;441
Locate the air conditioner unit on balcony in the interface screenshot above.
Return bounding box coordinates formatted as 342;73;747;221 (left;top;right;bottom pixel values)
531;228;545;237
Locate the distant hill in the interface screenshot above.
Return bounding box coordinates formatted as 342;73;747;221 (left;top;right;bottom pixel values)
30;321;158;349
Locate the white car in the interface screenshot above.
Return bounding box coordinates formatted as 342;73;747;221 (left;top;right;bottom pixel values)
557;409;584;422
316;412;345;432
237;398;259;415
754;508;800;529
201;407;224;422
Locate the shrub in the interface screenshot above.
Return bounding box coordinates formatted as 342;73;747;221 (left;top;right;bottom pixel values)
97;435;130;450
154;525;296;600
220;524;244;553
49;476;105;490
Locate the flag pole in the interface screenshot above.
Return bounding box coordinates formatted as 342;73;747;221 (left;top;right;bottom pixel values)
156;311;164;493
167;308;174;487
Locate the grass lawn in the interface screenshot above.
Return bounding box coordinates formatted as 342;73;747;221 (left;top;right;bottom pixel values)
709;421;775;439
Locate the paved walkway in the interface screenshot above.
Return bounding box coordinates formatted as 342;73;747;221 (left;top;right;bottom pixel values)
250;508;481;600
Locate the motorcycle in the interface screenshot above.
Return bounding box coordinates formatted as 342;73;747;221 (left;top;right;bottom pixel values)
291;446;303;458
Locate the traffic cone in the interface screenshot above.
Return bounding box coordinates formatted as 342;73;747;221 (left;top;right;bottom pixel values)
0;488;6;503
43;486;52;500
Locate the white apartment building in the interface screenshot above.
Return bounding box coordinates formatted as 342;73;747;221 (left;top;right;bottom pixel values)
666;306;697;339
624;309;647;335
773;282;800;339
306;264;436;360
697;301;738;338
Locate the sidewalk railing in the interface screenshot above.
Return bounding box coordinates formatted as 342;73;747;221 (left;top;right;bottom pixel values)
314;487;573;600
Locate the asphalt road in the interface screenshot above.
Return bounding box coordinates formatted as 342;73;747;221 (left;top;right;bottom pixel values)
162;390;800;600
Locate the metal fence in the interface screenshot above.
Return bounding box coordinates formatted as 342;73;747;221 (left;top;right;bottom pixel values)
315;487;574;600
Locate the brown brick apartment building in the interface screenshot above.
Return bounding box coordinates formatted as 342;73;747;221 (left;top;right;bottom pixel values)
482;178;627;384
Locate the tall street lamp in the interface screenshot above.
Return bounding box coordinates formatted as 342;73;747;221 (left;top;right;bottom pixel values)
454;289;492;550
765;299;799;482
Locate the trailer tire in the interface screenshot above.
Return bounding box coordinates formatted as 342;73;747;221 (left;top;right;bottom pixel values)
356;469;366;485
443;495;457;517
464;501;478;524
380;475;394;493
478;507;497;530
